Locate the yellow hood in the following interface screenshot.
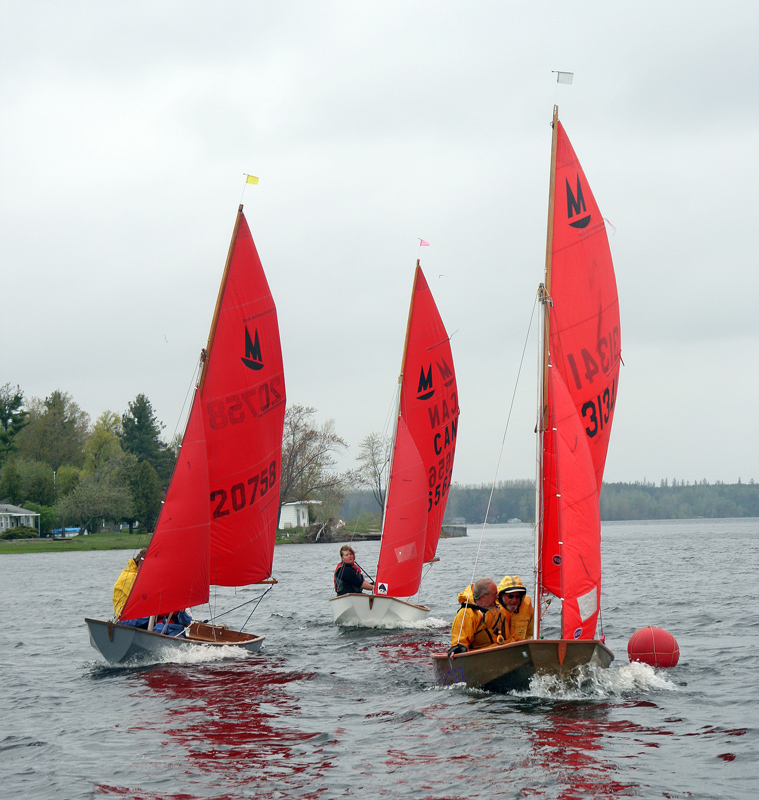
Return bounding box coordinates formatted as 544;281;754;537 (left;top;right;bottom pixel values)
497;575;526;595
457;585;476;605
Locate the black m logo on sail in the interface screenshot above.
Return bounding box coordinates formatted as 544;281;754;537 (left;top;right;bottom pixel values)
436;357;455;388
566;175;590;229
241;327;264;371
417;365;434;400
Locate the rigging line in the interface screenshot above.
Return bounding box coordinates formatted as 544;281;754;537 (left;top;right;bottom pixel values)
239;584;274;633
204;593;270;621
354;560;376;583
453;291;539;646
171;357;203;444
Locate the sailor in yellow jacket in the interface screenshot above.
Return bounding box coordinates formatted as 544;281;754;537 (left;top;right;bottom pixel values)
112;548;147;619
448;577;508;656
497;575;535;642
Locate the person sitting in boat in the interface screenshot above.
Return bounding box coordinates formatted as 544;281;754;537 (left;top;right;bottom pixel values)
112;548;150;629
334;545;374;596
497;575;534;642
153;609;193;637
448;578;508;656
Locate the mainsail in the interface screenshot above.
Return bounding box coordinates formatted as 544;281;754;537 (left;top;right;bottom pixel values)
538;111;621;640
548;120;620;490
374;263;459;597
121;206;286;620
201;209;286;586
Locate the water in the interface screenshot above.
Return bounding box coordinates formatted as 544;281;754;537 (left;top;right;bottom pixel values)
1;518;757;799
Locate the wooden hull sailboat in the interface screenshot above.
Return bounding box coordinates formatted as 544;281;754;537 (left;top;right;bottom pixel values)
434;107;621;690
330;263;459;627
432;639;614;693
86;205;286;663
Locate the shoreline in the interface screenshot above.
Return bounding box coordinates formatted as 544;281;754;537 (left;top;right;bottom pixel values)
0;524;469;555
0;530;381;555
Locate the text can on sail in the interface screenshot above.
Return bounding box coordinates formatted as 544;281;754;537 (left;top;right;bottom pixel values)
330;261;459;626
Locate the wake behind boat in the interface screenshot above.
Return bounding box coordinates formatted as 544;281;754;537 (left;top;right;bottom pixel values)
434;105;621;690
86;205;286;663
330;262;459;626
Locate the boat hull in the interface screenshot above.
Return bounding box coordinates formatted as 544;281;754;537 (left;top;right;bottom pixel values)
85;618;264;664
329;593;430;626
432;638;614;693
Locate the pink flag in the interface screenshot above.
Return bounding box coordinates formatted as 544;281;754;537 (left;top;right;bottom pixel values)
419;239;430;246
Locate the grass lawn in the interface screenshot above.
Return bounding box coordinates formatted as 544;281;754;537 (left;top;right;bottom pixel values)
0;523;375;554
0;531;152;554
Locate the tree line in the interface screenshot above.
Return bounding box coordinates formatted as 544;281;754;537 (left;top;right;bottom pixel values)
436;478;759;524
342;478;759;525
0;383;371;536
3;382;756;537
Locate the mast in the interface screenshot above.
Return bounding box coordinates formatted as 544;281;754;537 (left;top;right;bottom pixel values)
534;106;559;640
198;204;244;394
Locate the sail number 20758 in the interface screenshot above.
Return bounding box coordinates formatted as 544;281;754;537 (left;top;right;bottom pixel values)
210;460;277;519
207;380;284;429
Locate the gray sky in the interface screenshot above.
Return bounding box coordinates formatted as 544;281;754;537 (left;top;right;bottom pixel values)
2;1;757;486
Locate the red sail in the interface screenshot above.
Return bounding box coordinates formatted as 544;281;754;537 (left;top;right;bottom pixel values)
540;367;601;639
549;121;621;490
120;389;211;620
374;417;428;597
400;265;459;563
202;211;286;586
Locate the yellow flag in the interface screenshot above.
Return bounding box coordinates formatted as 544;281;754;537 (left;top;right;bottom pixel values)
246;175;259;185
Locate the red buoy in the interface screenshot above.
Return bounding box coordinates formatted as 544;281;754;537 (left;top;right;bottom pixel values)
628;626;680;667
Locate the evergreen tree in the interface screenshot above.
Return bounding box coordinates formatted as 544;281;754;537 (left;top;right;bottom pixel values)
131;460;163;533
0;384;28;464
120;394;173;486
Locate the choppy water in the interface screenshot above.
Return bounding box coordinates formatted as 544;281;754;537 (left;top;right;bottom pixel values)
1;518;757;799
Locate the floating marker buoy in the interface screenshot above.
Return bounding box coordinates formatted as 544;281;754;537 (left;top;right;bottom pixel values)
628;626;680;667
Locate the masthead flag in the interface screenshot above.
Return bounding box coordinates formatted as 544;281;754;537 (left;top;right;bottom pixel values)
419;239;430;246
245;174;259;185
554;71;574;85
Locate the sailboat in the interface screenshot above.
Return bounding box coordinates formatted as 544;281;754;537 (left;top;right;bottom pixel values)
433;106;620;691
86;205;286;663
330;262;459;626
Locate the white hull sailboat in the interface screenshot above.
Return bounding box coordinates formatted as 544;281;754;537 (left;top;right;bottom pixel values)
331;262;459;627
86;205;286;663
434;106;621;691
330;594;431;627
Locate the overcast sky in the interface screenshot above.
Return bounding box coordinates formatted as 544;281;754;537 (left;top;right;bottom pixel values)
2;1;757;487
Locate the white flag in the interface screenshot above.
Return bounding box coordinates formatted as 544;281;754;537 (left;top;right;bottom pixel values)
555;71;574;85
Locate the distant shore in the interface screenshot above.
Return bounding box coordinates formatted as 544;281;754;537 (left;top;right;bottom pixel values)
0;529;380;554
0;521;472;555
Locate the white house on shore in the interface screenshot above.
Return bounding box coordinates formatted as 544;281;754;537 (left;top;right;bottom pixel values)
279;500;321;529
0;504;40;534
